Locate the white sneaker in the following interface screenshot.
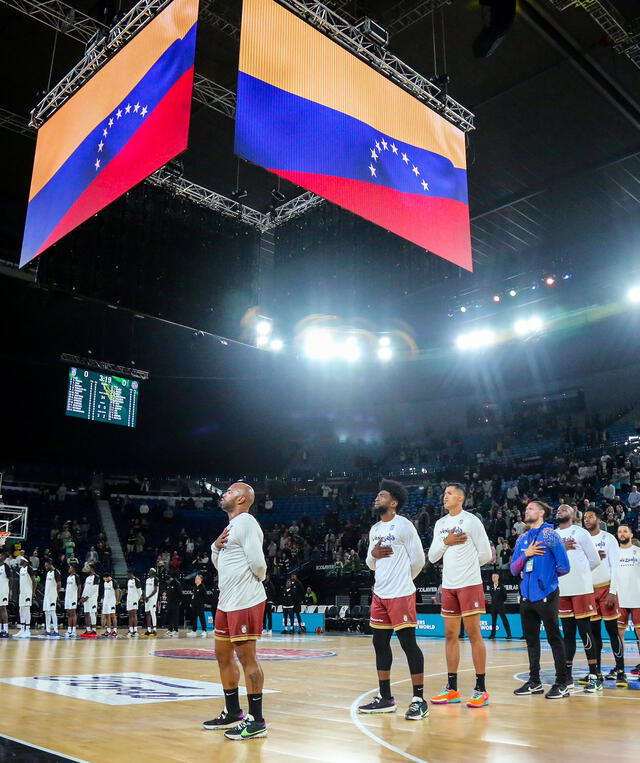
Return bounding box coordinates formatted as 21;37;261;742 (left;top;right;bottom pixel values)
186;631;197;638
163;631;173;638
199;631;208;638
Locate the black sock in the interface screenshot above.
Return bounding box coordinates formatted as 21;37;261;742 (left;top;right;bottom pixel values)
475;674;486;693
412;684;423;699
379;679;392;699
447;673;457;691
224;688;241;715
248;693;263;723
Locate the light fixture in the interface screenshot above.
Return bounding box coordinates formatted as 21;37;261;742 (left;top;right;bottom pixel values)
455;329;496;351
509;289;517;297
256;319;272;336
336;336;361;362
514;316;544;336
271;188;286;202
460;306;467;313
303;329;334;360
545;276;555;287
231;187;248;200
270;338;284;351
492;295;501;303
628;285;640;303
379;336;391;347
377;346;393;362
256;334;269;347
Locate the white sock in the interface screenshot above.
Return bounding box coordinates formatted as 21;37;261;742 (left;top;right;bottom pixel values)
51;614;58;632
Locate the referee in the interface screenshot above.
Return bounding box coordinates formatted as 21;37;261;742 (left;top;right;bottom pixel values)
510;501;571;699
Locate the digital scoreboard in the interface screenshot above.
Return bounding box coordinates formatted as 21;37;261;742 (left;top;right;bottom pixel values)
65;367;139;428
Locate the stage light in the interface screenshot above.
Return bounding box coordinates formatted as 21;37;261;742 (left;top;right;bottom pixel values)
303;329;334;360
509;289;517;297
562;273;572;280
545;276;555;287
460;306;467;313
256;334;269;347
256;319;272;336
379;336;391;347
378;346;393;362
455;329;495;351
514;316;544;336
628;286;640;303
492;295;501;303
270;338;284;351
336;336;361;362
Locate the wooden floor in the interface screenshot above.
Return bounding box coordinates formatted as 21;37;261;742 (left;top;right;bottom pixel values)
0;630;638;762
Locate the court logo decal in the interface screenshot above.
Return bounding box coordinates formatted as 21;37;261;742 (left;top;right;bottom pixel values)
0;672;277;705
152;647;337;661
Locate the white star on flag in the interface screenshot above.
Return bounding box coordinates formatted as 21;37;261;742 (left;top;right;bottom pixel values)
125;103;131;113
108;117;114;128
412;165;420;176
375;141;381;152
401;152;409;164
368;164;377;177
94;158;100;170
134;102;140;113
98;141;103;152
103;128;108;137
370;148;378;160
421;180;429;191
140;105;148;117
116;109;122;119
391;143;398;154
381;139;388;150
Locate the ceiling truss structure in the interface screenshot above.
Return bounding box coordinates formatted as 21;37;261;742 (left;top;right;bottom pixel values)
383;0;451;38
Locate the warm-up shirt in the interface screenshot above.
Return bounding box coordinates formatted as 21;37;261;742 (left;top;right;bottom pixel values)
428;510;492;590
617;545;640;608
366;514;425;599
589;530;619;594
511;523;570;602
556;525;600;596
211;512;267;612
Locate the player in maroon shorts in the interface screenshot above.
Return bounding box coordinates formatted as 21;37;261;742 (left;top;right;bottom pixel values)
428;484;492;708
204;483;268;741
358;480;427;720
616;524;640;677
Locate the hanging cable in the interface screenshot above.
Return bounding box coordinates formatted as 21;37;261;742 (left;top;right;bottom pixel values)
440;6;447;77
46;30;59;91
431;8;438;77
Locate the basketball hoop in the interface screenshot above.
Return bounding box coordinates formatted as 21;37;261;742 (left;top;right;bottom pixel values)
0;531;10;548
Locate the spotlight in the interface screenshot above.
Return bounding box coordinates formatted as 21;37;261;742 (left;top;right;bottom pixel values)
256;319;272;336
256;334;269;347
231;187;248;200
303;329;334;360
545;276;555;287
492;295;501;303
377;346;393;362
562;273;572;280
270;338;284;351
628;285;640;303
271;188;286;203
460;306;467;313
514;316;544;336
455;329;495;351
379;336;391;347
336;336;361;363
509;289;517;297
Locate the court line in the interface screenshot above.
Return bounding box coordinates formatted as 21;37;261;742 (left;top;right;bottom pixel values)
350;661;532;763
0;733;90;762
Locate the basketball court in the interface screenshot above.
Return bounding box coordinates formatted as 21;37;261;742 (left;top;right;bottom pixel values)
0;632;638;762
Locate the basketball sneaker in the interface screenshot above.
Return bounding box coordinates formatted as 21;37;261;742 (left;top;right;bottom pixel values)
223;718;267;741
513;681;544;696
404;697;429;720
545;684;569;699
615;671;629;687
86;631;97;639
50;632;60;638
430;687;461;704
357;695;397;714
139;631;150;639
148;631;156;638
583;674;604;693
202;710;249;730
631;664;640;675
466;690;490;708
577;673;590;686
604;668;617;681
186;631;197;638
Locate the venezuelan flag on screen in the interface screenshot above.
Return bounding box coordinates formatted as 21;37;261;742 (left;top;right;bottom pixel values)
235;0;472;270
20;0;199;268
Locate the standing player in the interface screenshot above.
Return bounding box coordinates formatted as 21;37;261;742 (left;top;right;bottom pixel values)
616;524;640;674
101;574;119;637
582;508;626;686
42;560;61;637
64;563;81;638
428;484;492;708
204;483;268;741
358;480;428;720
125;570;142;638
555;505;601;691
16;557;36;638
0;549;12;638
140;567;159;638
80;564;100;639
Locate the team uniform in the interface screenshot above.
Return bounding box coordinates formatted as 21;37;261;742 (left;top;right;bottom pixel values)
43;568;61;636
126;577;142;610
81;572;100;637
102;580;118;616
617;545;640;630
589;530;620;621
211;512;266;642
366;514;425;630
0;560;12;637
17;564;34;636
64;573;80;638
556;525;600;618
428;510;492;618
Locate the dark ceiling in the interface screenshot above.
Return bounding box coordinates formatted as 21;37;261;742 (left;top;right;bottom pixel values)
2;0;640;339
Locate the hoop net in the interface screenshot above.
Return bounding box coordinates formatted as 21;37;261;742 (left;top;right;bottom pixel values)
0;531;10;548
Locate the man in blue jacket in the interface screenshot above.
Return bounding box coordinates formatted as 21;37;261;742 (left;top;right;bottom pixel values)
510;500;571;699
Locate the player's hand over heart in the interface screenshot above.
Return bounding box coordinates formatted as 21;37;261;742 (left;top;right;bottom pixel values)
563;538;576;551
214;527;230;550
371;540;394;558
443;528;467;546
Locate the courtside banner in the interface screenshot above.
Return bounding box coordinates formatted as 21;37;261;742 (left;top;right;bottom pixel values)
235;0;472;270
20;0;199;267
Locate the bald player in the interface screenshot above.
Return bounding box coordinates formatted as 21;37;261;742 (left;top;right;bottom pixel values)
204;483;268;741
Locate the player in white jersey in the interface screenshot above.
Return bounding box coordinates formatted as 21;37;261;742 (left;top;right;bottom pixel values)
16;557;36;637
42;560;61;637
582;508;627;686
140;567;159;638
100;574;120;638
616;524;640;674
428;484;492;708
555;505;601;691
125;570;142;637
80;565;100;639
64;564;81;638
357;480;427;720
205;483;268;741
0;549;12;638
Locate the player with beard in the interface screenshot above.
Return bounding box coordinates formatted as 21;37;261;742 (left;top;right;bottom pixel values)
125;570;142;638
616;524;640;677
42;560;61;637
204;483;268;741
0;549;12;638
64;563;81;638
556;505;601;692
358;480;427;721
428;484;492;708
582;508;626;686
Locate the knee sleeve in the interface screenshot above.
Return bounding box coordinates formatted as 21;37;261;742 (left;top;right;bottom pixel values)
372;628;393;672
396;627;424;676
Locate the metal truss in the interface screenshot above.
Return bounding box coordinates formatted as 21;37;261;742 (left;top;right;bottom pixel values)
276;0;474;131
1;0;102;43
60;353;149;380
383;0;451;37
193;72;236;117
199;0;240;40
0;107;35;137
261;191;324;230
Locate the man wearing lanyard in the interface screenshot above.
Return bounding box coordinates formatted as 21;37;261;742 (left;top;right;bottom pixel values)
510;501;571;699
